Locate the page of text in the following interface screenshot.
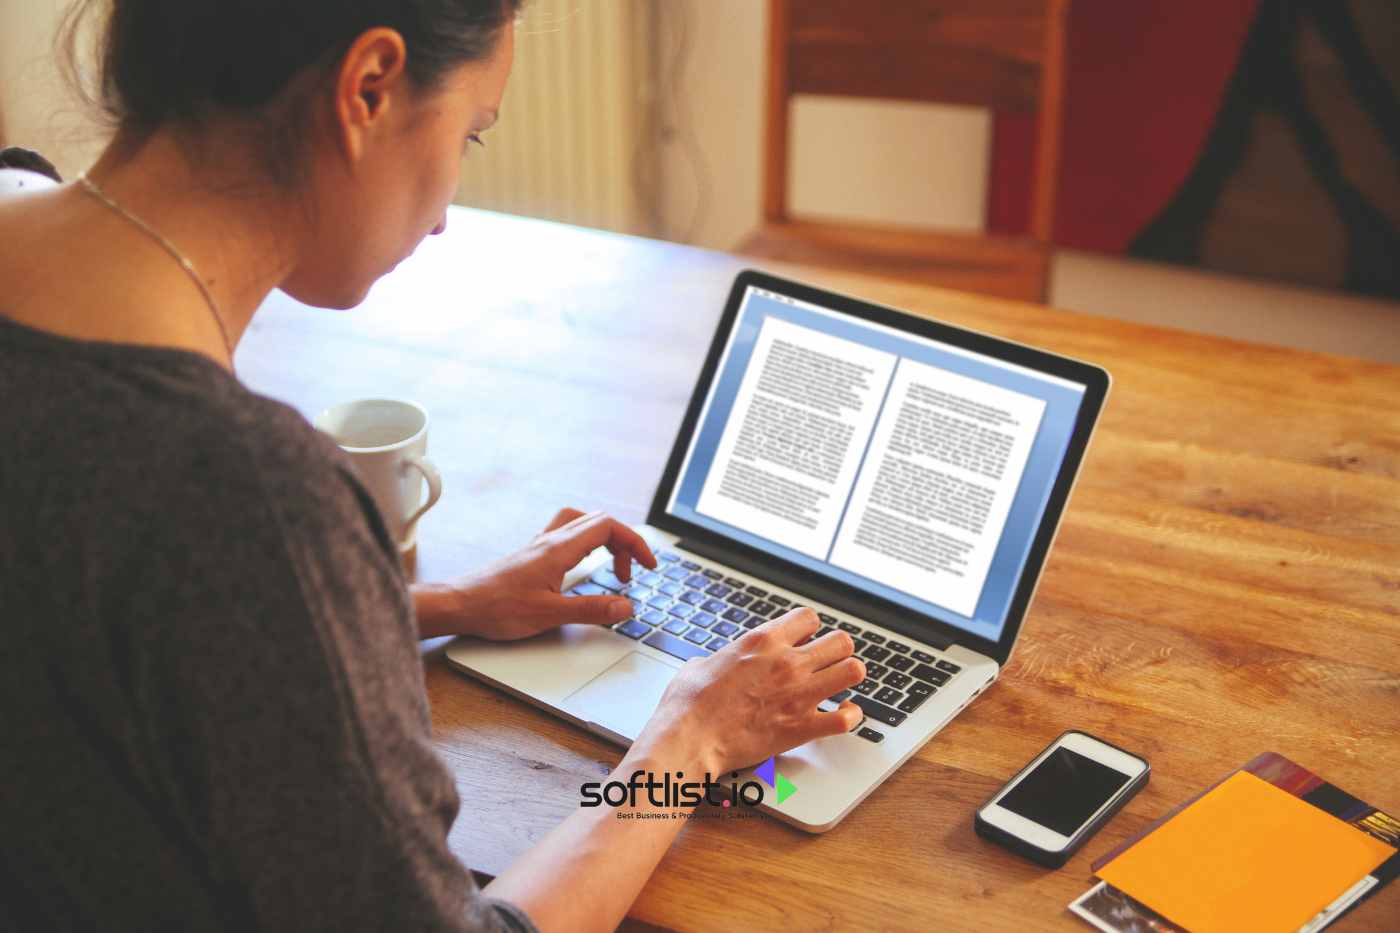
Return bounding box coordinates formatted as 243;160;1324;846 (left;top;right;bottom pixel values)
695;317;897;558
828;359;1046;616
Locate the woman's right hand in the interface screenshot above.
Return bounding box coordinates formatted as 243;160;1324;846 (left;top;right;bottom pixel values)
635;608;868;778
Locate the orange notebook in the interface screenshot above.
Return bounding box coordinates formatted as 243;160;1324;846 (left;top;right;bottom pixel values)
1096;771;1395;933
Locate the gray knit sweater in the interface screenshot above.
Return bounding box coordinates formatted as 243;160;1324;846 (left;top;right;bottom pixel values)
0;313;537;933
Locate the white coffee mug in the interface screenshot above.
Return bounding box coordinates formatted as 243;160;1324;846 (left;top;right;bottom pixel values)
314;398;443;553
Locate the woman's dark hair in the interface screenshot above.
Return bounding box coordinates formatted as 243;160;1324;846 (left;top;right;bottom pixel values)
59;0;522;184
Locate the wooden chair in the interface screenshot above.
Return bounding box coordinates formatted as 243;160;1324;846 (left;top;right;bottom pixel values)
740;0;1069;303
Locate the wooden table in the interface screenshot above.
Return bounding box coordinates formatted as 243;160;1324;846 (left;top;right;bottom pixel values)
238;207;1400;932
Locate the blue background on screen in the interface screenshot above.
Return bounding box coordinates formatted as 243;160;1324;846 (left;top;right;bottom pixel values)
667;290;1086;643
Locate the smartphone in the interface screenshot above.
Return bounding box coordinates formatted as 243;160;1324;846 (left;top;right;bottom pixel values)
974;730;1149;868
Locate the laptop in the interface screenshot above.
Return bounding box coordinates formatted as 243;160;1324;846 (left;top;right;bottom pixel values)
446;269;1109;832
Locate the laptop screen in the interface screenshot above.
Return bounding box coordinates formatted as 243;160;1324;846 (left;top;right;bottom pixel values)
664;284;1090;645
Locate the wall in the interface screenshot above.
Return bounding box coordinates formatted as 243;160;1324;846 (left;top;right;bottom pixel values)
650;1;1400;365
454;0;654;235
0;0;108;178
3;1;1395;363
650;0;989;250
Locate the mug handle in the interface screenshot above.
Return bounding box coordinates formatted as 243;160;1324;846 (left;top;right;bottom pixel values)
401;455;443;536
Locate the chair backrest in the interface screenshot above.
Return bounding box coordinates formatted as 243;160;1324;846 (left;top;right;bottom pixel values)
762;0;1069;242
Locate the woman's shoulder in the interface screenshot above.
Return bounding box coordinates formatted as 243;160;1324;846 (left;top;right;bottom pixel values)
1;323;393;558
160;364;392;550
188;373;408;576
217;382;400;558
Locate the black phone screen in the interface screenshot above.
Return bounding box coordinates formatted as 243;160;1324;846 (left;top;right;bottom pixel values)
998;747;1131;836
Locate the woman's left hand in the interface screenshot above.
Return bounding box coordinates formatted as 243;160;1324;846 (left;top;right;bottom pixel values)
413;508;656;641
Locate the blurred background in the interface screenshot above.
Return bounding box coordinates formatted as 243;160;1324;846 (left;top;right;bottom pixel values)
3;0;1396;362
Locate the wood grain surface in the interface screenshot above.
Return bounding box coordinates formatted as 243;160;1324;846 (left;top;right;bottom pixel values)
739;219;1050;302
237;207;1400;932
785;0;1052;112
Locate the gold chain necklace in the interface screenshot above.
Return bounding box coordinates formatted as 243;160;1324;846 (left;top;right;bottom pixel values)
75;173;234;366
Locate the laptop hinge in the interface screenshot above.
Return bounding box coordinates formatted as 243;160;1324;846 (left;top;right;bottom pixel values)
676;537;957;652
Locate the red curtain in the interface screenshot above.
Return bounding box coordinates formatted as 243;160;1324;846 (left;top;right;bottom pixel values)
988;0;1262;252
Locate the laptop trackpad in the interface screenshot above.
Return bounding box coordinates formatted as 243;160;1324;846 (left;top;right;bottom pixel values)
561;651;678;744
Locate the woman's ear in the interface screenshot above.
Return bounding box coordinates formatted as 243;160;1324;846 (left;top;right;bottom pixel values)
331;27;410;165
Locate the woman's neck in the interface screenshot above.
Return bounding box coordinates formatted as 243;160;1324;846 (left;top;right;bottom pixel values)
0;127;305;370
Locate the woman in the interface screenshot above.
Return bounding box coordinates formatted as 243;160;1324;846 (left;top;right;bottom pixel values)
0;1;867;930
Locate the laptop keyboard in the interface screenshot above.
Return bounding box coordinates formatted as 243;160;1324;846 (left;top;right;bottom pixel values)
565;548;962;742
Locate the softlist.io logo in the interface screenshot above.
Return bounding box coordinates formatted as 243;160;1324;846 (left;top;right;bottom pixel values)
578;756;797;812
755;756;797;804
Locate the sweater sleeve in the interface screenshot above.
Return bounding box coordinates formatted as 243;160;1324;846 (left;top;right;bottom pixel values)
107;396;538;933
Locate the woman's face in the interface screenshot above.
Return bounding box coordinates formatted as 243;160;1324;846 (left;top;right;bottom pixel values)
285;23;514;309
